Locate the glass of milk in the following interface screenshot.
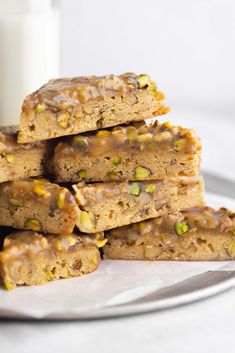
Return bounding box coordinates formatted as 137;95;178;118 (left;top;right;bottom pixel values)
0;0;60;125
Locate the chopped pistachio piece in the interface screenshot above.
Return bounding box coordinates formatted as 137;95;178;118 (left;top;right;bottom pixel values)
146;84;157;95
9;198;22;207
24;219;42;232
73;136;89;152
35;103;44;113
138;133;153;143
145;183;156;193
154;131;171;142
33;185;50;199
96;238;108;248
46;272;54;281
5;153;14;165
174;221;190;236
137;74;151;88
130;182;141;196
78;170;87;179
174;138;187;152
127;130;138;144
107;171;118;181
57;112;70;129
4;282;14;291
112;156;121;166
67;236;76;247
162;121;172;129
40;238;48;248
57;191;66;209
96;130;110;137
134;166;151;180
227;241;235;256
80;211;95;231
147;141;157;149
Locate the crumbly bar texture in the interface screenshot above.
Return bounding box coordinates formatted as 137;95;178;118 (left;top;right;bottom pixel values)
0;179;78;234
52;121;201;183
18;73;169;143
103;207;235;261
0;126;49;182
73;176;205;233
0;231;102;290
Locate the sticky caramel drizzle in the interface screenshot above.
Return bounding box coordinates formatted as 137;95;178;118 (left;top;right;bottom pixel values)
108;207;235;241
0;231;104;260
55;121;201;159
22;73;151;112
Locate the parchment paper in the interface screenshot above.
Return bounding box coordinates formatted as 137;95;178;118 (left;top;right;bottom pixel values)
0;192;235;319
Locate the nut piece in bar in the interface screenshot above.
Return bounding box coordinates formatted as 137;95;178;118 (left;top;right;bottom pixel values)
73;176;205;233
103;207;235;261
0;126;49;183
0;179;79;234
0;231;103;290
18;73;169;143
51;121;201;183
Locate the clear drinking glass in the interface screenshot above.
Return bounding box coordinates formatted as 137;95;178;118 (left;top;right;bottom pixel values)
0;0;60;125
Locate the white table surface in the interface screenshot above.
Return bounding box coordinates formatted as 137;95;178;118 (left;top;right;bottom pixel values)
1;114;235;353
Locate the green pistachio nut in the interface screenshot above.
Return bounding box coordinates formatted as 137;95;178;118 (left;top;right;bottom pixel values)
134;166;151;180
24;219;42;232
138;133;153;143
137;74;151;88
145;183;156;193
107;171;118;181
35;103;44;113
57;191;66;209
9;198;22;207
5;153;14;165
174;138;187;152
95;238;108;248
112;156;121;166
130;182;141;196
174;221;190;236
96;130;111;137
57;112;70;129
79;211;95;231
78;170;87;179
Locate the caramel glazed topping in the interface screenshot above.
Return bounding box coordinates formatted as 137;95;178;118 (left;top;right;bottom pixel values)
0;179;76;221
22;73;167;114
73;176;202;207
0;231;106;261
0;126;44;162
108;207;235;240
55;120;201;159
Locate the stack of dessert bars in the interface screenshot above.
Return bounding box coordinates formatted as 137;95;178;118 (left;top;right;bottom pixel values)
0;73;234;290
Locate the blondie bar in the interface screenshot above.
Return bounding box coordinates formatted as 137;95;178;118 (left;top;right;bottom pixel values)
103;207;235;261
0;126;48;182
52;121;201;182
18;73;169;143
0;179;78;234
73;176;205;233
0;230;102;290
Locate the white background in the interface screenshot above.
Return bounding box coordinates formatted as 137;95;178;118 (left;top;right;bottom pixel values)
61;0;235;180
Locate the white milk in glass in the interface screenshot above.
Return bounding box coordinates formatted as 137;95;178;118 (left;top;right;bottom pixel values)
0;0;60;125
